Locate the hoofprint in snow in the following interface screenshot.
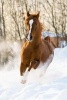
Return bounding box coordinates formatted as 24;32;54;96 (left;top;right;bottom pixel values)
0;41;67;100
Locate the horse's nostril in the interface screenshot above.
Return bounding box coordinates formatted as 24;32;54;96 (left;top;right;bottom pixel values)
30;35;32;40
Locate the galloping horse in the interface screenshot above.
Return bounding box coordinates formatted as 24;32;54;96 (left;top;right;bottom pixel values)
20;12;54;76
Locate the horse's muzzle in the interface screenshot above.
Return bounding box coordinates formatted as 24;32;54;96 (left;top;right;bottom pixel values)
30;35;32;40
27;33;33;42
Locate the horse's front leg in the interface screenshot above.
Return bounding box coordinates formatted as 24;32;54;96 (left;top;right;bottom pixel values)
28;60;40;71
20;62;29;84
20;62;27;76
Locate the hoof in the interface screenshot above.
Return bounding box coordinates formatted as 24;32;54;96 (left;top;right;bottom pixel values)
21;80;26;84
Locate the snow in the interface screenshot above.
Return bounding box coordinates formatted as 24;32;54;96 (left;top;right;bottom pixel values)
60;41;67;48
42;31;56;37
0;42;67;100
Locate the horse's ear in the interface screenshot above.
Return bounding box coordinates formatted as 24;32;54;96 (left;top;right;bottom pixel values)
36;12;40;19
27;11;30;17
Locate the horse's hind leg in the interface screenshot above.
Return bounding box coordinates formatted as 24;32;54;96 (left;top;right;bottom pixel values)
20;62;27;76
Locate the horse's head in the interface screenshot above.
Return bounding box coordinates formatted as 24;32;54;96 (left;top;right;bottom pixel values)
25;12;42;42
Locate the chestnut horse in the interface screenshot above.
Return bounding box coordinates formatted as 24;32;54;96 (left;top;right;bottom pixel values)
20;12;54;76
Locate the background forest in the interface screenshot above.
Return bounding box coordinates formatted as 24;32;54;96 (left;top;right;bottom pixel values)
0;0;67;41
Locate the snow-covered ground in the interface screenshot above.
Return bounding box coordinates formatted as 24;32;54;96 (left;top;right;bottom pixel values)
42;31;56;37
0;42;67;100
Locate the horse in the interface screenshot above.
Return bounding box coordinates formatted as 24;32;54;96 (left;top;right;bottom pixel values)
20;12;54;77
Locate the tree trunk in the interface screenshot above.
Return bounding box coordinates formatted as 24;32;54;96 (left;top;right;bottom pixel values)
0;13;2;37
1;1;6;40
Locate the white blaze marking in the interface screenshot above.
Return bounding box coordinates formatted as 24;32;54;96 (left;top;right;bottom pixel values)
27;19;34;40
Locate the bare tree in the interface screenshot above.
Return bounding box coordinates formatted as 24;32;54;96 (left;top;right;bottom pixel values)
0;9;2;37
39;0;67;46
11;12;22;40
1;0;6;39
58;0;67;36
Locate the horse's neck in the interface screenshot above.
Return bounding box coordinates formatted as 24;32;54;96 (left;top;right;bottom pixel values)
32;32;42;47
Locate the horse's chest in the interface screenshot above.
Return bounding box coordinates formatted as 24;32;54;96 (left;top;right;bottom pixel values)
31;47;41;59
22;43;41;62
